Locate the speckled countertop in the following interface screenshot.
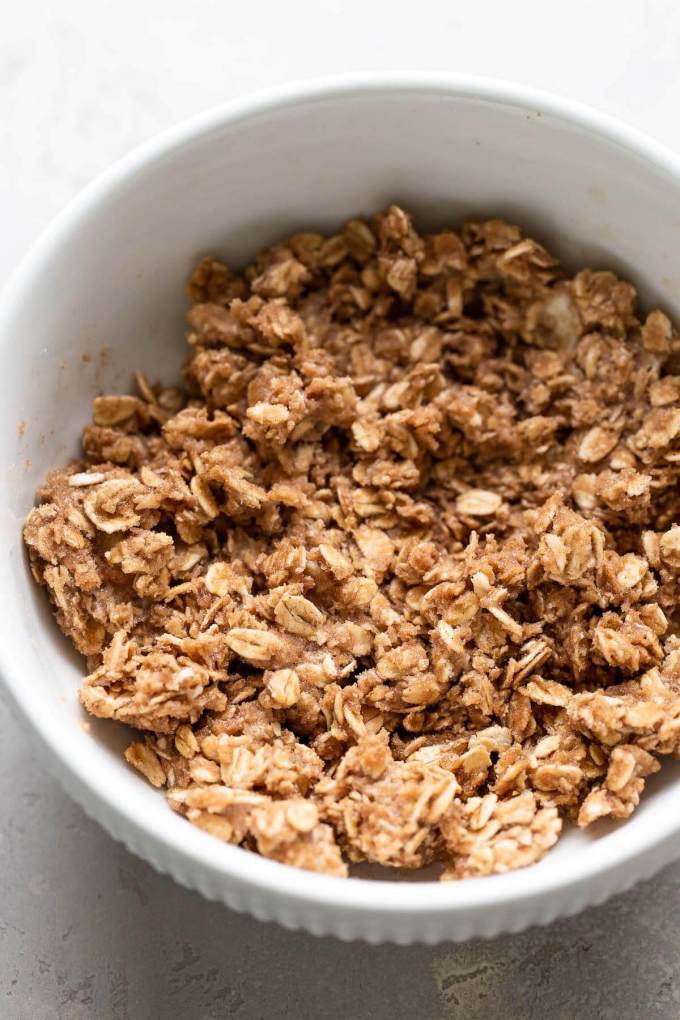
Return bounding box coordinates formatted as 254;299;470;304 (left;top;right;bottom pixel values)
4;3;680;1017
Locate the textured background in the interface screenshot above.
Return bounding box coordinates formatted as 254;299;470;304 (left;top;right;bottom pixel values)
4;2;680;1017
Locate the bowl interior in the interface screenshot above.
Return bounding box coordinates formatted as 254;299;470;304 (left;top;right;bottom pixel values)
3;81;680;903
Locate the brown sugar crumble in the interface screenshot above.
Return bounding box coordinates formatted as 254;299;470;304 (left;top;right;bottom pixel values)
23;206;680;880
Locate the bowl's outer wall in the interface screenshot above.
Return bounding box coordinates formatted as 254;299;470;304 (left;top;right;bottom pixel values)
3;80;680;942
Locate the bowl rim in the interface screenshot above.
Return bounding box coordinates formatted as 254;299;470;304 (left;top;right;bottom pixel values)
3;70;680;922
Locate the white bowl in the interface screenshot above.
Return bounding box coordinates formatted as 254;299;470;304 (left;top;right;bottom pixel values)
3;73;680;944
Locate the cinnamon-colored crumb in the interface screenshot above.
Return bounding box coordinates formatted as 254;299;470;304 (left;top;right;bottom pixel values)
24;206;680;879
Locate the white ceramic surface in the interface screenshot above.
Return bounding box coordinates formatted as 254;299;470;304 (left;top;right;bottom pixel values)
2;73;680;944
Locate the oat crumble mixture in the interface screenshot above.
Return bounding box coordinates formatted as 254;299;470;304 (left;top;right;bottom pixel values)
23;205;680;880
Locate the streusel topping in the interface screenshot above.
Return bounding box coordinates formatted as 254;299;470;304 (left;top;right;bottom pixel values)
24;206;680;879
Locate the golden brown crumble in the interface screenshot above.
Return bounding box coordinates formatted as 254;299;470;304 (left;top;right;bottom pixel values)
24;206;680;880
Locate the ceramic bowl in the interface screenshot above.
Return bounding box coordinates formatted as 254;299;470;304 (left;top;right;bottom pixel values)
3;74;680;943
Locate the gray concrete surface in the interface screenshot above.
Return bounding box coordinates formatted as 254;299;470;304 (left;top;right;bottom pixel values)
2;683;680;1020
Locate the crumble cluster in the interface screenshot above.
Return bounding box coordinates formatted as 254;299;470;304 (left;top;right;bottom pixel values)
24;206;680;880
